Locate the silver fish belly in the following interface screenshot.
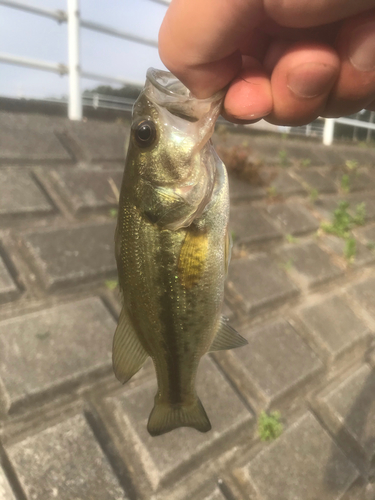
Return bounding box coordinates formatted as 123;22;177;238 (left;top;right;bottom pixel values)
113;68;247;436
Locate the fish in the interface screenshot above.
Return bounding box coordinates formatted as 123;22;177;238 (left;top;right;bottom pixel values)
113;68;247;437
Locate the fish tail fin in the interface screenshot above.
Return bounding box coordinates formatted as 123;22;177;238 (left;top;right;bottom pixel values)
147;397;211;437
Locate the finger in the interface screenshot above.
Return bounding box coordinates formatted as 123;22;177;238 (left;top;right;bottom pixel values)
222;56;273;122
265;42;340;125
324;11;375;116
159;0;264;98
264;0;375;28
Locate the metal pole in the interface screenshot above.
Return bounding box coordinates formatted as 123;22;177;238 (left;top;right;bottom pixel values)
67;0;82;120
323;118;335;146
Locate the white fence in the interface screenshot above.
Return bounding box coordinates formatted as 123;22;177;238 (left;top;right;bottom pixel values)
0;0;169;119
1;0;374;146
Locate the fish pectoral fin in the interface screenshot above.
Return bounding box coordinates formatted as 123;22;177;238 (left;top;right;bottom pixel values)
112;306;149;384
147;397;211;436
209;317;248;352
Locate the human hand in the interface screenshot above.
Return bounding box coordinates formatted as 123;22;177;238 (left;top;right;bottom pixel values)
159;0;375;125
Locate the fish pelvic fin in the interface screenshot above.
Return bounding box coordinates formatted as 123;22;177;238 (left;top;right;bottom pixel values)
147;397;211;437
112;306;149;384
209;317;248;352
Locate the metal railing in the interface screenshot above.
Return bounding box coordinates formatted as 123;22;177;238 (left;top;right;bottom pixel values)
0;0;168;120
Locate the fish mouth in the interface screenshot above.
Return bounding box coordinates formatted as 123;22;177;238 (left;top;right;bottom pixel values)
146;68;225;102
145;68;225;125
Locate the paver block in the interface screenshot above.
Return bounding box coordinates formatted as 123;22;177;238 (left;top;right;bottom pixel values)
0;253;19;305
268;171;306;196
312;196;344;220
313;147;346;166
348;277;375;319
49;169;122;213
228;175;265;201
63;120;127;161
20;223;116;290
234;412;359;500
321;235;375;267
226;319;323;407
227;254;299;314
294;169;337;193
6;414;128;500
201;487;226;500
230;207;282;245
297;295;371;365
0;469;16;500
0;112;71;162
267;202;319;235
0;297;116;411
106;357;252;490
315;364;375;466
354;225;375;247
277;242;342;288
0;170;54;218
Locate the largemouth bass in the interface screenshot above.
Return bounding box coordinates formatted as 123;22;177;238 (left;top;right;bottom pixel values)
113;68;247;437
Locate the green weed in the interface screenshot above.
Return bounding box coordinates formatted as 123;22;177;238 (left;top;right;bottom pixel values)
285;234;297;244
321;201;365;239
345;160;359;170
300;158;311;167
309;188;319;202
280;259;294;272
279;149;289;167
267;186;278;198
344;237;356;262
109;208;118;218
105;280;118;291
341;174;350;193
258;411;283;442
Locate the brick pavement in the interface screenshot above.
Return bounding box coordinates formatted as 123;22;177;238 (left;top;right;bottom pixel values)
1;110;375;499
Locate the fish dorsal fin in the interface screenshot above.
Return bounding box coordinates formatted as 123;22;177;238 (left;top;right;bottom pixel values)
209;317;248;352
112;306;149;384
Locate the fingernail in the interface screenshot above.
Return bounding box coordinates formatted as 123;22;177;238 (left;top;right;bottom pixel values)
287;62;337;98
349;22;375;72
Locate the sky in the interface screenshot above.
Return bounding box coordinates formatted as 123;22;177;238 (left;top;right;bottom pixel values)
0;0;168;99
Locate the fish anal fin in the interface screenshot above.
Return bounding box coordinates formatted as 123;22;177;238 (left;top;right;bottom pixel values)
209;317;248;352
147;397;211;436
112;306;149;384
178;230;209;289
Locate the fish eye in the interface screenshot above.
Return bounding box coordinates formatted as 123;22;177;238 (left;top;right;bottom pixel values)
134;120;157;148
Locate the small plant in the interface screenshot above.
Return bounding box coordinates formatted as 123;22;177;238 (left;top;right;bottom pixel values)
353;202;366;226
279;149;289;167
231;231;237;243
258;411;283;441
344;237;356;262
105;279;118;291
300;158;311;167
321;201;366;261
109;208;118;218
367;241;375;251
309;188;319;202
280;259;293;272
341;174;350;193
285;234;297;244
267;186;278;198
321;201;365;239
345;159;359;170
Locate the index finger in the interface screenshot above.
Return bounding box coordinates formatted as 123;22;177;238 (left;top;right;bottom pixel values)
158;0;264;97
